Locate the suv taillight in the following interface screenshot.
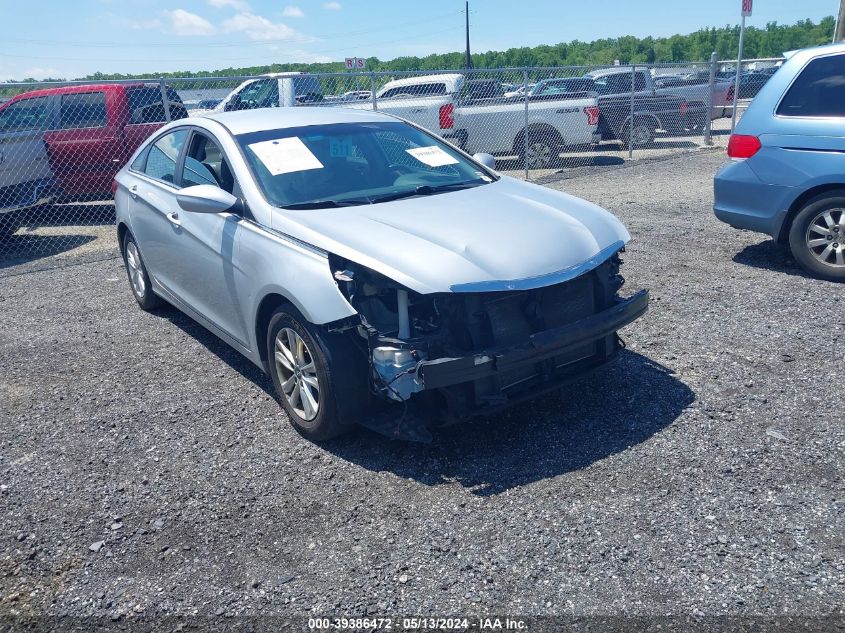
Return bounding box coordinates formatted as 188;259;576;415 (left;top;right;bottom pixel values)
583;106;600;126
679;100;688;116
727;134;761;159
726;85;735;102
439;103;454;129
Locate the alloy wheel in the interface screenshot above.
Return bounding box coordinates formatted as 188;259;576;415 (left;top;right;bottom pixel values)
125;241;146;299
526;142;553;169
806;208;845;268
274;327;320;421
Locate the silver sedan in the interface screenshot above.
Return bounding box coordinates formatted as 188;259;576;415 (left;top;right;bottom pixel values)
115;107;648;441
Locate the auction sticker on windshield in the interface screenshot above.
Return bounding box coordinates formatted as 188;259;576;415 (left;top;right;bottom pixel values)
249;138;324;175
406;145;459;167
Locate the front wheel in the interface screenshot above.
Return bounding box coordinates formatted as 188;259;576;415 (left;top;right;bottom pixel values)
788;191;845;282
267;306;366;441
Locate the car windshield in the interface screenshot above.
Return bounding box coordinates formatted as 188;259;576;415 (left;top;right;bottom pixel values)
237;121;494;209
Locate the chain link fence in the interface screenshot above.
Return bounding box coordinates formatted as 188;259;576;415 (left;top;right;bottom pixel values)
0;58;782;265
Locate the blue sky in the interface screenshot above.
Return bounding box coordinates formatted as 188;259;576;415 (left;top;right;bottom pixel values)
0;0;834;79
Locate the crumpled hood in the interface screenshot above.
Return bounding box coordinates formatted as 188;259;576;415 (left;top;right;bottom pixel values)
270;176;630;294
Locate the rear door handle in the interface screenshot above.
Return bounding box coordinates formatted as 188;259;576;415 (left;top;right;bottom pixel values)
129;184;138;199
166;211;181;227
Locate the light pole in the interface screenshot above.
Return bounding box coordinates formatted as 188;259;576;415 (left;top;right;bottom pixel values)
835;0;845;42
464;1;473;70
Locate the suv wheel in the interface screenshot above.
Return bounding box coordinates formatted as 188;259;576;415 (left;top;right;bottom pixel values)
267;306;365;441
788;190;845;282
0;214;19;241
122;233;163;310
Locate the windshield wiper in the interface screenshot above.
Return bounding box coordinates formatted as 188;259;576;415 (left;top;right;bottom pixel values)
283;198;372;210
369;181;486;204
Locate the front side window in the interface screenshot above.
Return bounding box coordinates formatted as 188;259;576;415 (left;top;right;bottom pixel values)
777;54;845;118
59;92;107;129
180;133;235;193
237;121;494;209
144;129;188;185
0;96;51;132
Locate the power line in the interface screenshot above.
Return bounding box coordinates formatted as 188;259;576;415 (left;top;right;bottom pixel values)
0;25;465;65
0;12;457;49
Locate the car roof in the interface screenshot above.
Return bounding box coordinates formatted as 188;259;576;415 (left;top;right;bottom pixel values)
5;82;147;100
200;106;399;135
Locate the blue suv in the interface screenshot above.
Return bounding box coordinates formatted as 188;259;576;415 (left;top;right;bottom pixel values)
714;42;845;281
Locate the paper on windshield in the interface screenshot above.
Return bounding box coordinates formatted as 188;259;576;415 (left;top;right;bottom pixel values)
405;145;459;167
248;137;324;175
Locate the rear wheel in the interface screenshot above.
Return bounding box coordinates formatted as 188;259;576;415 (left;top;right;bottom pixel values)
122;233;163;310
622;120;655;149
516;129;562;170
0;215;19;241
267;306;365;441
788;191;845;282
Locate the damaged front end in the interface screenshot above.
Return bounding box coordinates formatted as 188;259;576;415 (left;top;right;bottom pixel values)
328;247;649;438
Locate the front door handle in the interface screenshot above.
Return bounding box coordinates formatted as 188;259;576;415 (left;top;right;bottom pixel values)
166;211;181;227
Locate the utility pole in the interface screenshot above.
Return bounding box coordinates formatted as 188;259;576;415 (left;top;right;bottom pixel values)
835;0;845;42
464;1;473;70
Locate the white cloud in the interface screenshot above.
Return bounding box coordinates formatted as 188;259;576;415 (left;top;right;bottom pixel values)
222;12;309;41
209;0;250;10
163;9;216;36
282;6;304;18
323;2;342;10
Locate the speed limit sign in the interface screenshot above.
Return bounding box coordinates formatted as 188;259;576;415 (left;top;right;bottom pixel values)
741;0;753;16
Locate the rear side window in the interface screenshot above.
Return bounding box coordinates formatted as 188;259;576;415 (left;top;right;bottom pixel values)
144;129;188;185
380;83;447;99
60;92;107;129
126;86;187;123
777;54;845;118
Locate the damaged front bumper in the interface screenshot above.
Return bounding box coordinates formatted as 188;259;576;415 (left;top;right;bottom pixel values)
370;289;649;415
417;289;648;390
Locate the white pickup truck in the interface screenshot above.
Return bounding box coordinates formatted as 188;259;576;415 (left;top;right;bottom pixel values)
352;74;601;169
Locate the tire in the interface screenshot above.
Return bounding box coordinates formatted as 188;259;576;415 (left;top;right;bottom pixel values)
0;215;19;241
122;233;163;310
788;190;845;282
622;120;655;149
516;129;562;170
266;305;366;441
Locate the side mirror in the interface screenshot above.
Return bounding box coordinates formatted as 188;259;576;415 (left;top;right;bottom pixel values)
473;152;496;170
176;185;239;214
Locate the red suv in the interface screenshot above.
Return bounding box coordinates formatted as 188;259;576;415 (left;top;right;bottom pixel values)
0;83;187;231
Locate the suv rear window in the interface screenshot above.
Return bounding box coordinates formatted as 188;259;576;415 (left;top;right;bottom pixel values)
777;54;845;118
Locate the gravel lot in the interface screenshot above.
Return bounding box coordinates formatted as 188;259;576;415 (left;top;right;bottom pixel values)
1;149;843;629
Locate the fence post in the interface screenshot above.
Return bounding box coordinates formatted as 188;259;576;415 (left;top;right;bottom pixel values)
523;69;529;181
703;51;718;146
628;64;635;160
370;73;378;111
158;78;171;123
